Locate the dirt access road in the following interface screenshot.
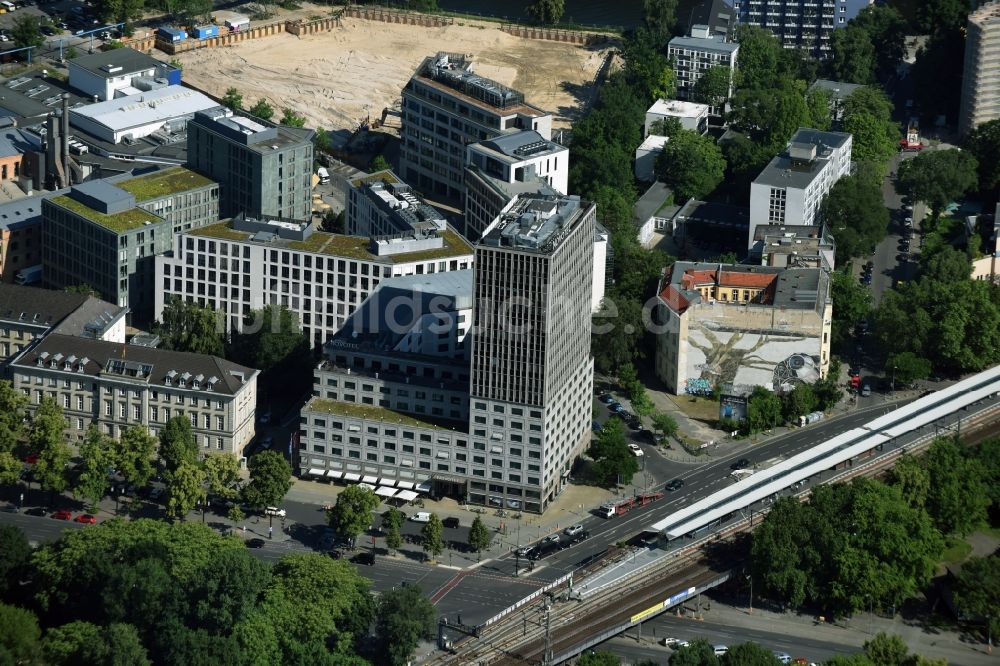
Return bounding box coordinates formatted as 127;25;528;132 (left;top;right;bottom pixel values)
175;8;613;132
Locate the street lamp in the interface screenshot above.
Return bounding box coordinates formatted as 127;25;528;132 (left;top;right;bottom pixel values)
892;365;897;394
113;487;119;513
747;573;753;614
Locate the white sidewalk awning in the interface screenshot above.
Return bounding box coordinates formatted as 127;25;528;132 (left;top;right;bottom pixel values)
415;482;432;493
326;470;343;480
375;486;397;498
343;472;361;482
396;481;415;490
377;477;396;487
396;489;418;502
361;475;379;485
358;482;376;491
307;468;325;477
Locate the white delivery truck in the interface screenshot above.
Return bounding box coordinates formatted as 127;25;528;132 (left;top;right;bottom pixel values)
317;167;330;184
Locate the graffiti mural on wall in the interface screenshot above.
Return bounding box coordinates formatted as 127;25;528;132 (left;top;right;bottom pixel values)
687;320;818;390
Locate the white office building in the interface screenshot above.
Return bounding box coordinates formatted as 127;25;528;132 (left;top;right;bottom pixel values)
154;215;474;349
748;128;852;248
69;85;219;145
667;29;740;104
645;99;711;136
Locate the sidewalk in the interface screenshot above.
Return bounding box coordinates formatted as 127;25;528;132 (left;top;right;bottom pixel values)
658;595;996;666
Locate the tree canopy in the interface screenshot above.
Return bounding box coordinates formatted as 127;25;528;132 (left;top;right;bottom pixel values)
821;175;890;263
963;118;1000;195
526;0;564;24
242;451;292;510
327;485;378;542
751;478;943;615
153;298;224;357
374;584;437;666
655;129;726;201
230;304;308;372
25;518;381;664
896;150;978;218
588;418;639;487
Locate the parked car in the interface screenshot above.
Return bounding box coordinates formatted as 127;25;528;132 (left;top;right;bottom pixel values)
23;453;38;464
564;524;584;536
628;443;644;457
148;487;164;501
52;510;73;520
259;436;273;449
542;533;561;544
598;393;615;404
529;540;560;561
74;514;97;524
246;538;266;548
861;383;872;397
592;421;602;434
714;646;729;656
409;511;432;523
25;507;46;516
661;638;689;648
608;401;623;412
665;478;684;492
516;545;535;558
730;458;751;470
774;652;792;664
565;529;590;545
442;516;460;529
264;506;286;517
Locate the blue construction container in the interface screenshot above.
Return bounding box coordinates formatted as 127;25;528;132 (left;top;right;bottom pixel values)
157;27;187;43
192;25;218;39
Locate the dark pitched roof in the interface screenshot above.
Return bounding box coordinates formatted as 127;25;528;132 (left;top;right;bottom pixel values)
0;285;89;328
69;48;161;79
13;333;257;396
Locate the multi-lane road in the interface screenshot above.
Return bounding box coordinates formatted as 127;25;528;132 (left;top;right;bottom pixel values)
0;397;927;628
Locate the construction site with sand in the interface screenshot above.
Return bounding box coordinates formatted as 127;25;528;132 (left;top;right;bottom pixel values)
174;10;614;135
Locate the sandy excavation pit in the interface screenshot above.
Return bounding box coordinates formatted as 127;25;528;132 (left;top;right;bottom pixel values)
175;13;612;133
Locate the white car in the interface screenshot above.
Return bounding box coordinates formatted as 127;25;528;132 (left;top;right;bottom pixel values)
542;533;561;544
264;506;286;517
661;638;688;648
516;544;535;557
774;652;792;664
564;524;584;536
628;443;644;457
409;511;432;523
904;216;913;226
714;645;729;656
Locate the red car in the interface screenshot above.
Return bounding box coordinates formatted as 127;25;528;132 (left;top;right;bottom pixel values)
51;510;73;520
24;453;39;464
74;514;97;524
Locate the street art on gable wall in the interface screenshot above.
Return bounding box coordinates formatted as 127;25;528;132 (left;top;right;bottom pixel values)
686;320;821;391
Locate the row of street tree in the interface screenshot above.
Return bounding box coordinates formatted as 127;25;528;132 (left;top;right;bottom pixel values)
326;485;494;560
0;519;436;665
751;436;999;644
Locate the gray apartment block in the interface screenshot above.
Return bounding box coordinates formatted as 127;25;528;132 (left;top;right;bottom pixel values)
469;194;595;511
345;170;446;238
734;0;872;57
187;106;314;222
41;167;218;322
399;53;552;201
959;1;1000;137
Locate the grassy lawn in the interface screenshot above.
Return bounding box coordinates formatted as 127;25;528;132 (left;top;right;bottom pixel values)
666;394;719;424
940;536;972;564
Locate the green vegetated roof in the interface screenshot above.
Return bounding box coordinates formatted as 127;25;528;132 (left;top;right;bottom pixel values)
188;221;253;241
306;398;456;431
118;167;215;202
348;169;402;188
286;233;373;259
187;221;472;263
50;195;160;233
392;227;473;264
